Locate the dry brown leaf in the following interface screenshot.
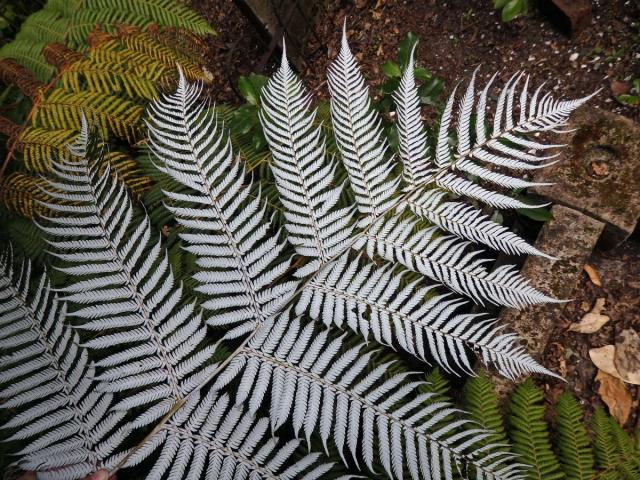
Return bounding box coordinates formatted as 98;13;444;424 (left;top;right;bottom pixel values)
569;298;609;333
583;263;602;286
589;345;625;379
614;329;640;385
595;369;632;425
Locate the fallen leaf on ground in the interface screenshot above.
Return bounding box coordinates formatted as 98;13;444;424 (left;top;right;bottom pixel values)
583;264;602;286
589;345;625;379
614;329;640;385
569;297;609;333
595;369;632;425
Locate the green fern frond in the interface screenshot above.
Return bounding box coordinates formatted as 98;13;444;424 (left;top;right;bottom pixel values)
14;10;68;44
34;88;144;142
19;126;78;172
592;406;640;479
554;392;595;480
68;0;214;47
508;380;565;480
44;0;81;17
464;372;510;449
0;40;55;82
103;150;152;197
105;27;210;81
423;367;451;400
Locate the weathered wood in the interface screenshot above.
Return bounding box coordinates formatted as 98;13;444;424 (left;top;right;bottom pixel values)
487;205;605;398
238;0;322;69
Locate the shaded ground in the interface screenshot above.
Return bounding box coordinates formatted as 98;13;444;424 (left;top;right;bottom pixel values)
305;0;639;119
194;0;640;119
543;240;640;430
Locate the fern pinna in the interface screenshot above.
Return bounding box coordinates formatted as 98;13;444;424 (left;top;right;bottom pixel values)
0;25;594;479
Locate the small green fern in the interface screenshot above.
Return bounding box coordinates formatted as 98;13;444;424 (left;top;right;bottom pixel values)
593;407;640;479
508;380;565;480
463;372;510;449
555;393;596;480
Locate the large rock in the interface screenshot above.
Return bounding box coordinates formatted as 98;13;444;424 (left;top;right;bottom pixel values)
533;108;640;248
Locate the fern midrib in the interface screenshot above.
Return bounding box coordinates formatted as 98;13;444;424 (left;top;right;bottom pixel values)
513;408;550;480
85;175;182;399
278;70;330;262
306;279;511;361
242;345;498;476
6;279;99;468
164;423;282;479
560;415;590;480
361;229;506;289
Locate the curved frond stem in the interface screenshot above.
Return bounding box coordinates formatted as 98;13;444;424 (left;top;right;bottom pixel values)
212;312;525;480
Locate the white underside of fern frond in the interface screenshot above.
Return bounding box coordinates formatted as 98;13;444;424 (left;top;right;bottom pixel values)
37;126;217;427
260;47;355;277
328;26;400;224
296;253;557;379
124;389;336;480
211;311;525;480
146;69;298;340
0;253;129;479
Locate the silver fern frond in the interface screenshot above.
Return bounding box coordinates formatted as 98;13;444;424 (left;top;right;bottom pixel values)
328;25;400;224
124;389;338;480
36;125;218;427
146;69;298;340
393;59;592;256
211;311;525;480
393;44;435;188
357;215;560;308
295;253;556;379
416;72;592;208
260;45;355;276
404;188;553;259
0;251;128;479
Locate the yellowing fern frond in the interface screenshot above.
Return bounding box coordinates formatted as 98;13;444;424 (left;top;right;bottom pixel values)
103;150;152;197
18;126;79;172
1;172;52;218
34;89;144;143
59;59;163;100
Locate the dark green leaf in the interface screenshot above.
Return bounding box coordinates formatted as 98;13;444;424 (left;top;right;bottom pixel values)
516;206;553;222
397;32;418;69
617;94;639;106
237;74;268;105
501;0;527;22
381;61;402;78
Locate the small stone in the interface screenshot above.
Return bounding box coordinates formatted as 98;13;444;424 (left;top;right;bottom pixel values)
610;80;631;96
546;0;592;35
569;52;579;62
